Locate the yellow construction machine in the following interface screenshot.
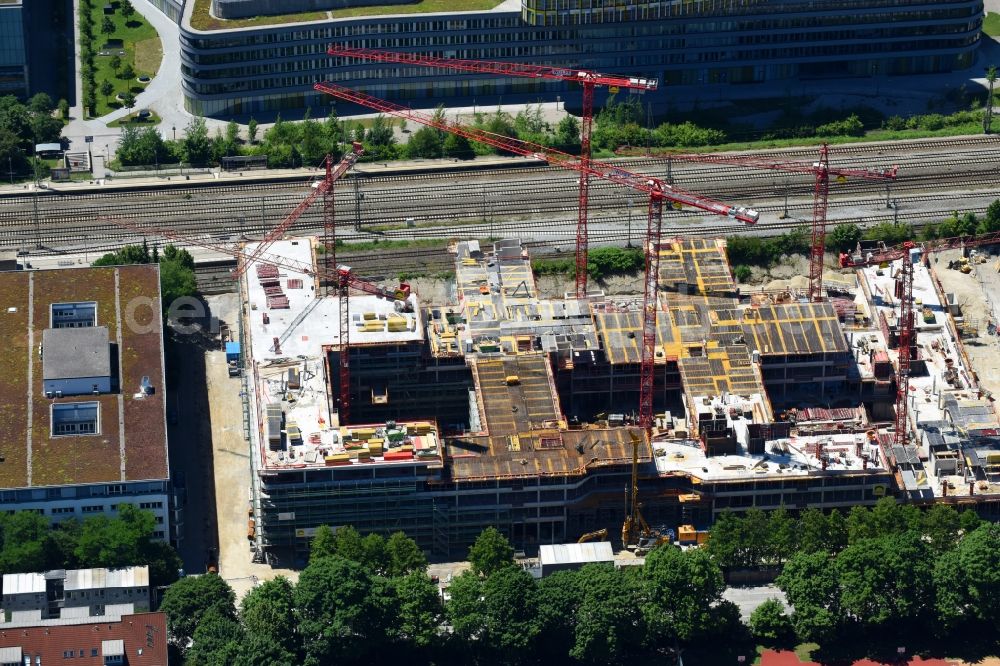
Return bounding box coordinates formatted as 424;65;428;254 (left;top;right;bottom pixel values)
622;431;673;554
577;528;608;543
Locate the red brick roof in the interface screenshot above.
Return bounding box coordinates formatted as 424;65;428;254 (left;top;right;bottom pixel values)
0;612;167;666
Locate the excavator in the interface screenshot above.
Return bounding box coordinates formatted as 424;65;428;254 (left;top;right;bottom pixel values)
577;528;608;543
622;431;673;555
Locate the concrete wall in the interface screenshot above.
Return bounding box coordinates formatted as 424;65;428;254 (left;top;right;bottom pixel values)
213;0;417;19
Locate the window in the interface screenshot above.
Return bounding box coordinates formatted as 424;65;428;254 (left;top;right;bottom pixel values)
82;505;103;513
50;301;97;328
107;484;124;496
90;650;97;658
51;507;75;515
51;402;99;437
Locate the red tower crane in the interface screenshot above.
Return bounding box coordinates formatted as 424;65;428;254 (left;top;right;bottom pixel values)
314;81;758;439
234;142;364;278
98;214;411;426
660;145;897;301
325;45;658;299
839;230;1000;460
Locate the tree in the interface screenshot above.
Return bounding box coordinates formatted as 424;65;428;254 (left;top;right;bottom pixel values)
120;90;136;113
158;254;197;306
923;503;961;554
829;223;863;253
406;126;443;158
447;570;484;641
75;503;155;568
536;570;582;661
768;506;797;563
121;0;136;21
240;577;298;658
235;633;298;666
959;508;981;534
393;572;442;649
183;117;212;164
980;198;1000;234
101;15;115;38
110;54;122;77
100;80;115;106
775;551;841;642
294;556;392;665
360;532;388;575
247;117;258;144
332;525;364;562
57;98;70;120
750;599;793;645
835;532;934;627
642;546;726;645
934;523;1000;630
480;565;540;659
366;114;395;147
733;265;752;283
554;114;581;152
0;511;52;574
160;574;237;648
571;564;645;664
385;531;426;577
442;132;474;159
28;93;54;116
121;63;136;82
187;607;243;666
468;526;515;577
310;524;338;561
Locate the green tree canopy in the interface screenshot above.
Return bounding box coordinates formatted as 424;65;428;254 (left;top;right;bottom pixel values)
642;545;726;645
183;117;212;164
240;576;298;658
393;572;442;649
479;565;540;659
750;598;794;645
186;607;244;666
160;574;237;648
934;523;1000;630
309;524;337;562
293;555;395;664
468;526;515;577
385;531;427;577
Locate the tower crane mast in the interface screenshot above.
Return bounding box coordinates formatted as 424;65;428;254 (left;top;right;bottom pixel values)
234;142;364;278
314;81;758;548
325;45;658;299
661;145;897;301
98;214;411;426
839;230;1000;458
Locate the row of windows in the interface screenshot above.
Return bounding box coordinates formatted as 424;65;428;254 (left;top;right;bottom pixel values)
63;648;100;659
182;0;980;53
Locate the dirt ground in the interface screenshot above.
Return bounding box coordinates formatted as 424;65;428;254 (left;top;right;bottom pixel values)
203;294;298;600
932;249;1000;398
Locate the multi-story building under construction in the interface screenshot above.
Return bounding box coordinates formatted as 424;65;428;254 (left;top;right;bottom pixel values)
239;235;1000;565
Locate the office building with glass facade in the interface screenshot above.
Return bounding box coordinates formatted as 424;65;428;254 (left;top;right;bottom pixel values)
177;0;984;117
0;1;27;97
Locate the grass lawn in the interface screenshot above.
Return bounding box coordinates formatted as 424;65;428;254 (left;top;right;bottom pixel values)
87;1;162;117
984;12;1000;38
107;110;163;127
189;0;502;30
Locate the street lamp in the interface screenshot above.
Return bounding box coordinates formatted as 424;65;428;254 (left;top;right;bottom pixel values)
172;125;176;140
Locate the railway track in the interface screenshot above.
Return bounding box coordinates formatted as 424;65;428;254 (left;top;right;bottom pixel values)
3;134;998;257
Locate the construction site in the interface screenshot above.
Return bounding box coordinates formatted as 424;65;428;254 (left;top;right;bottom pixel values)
104;50;1000;565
